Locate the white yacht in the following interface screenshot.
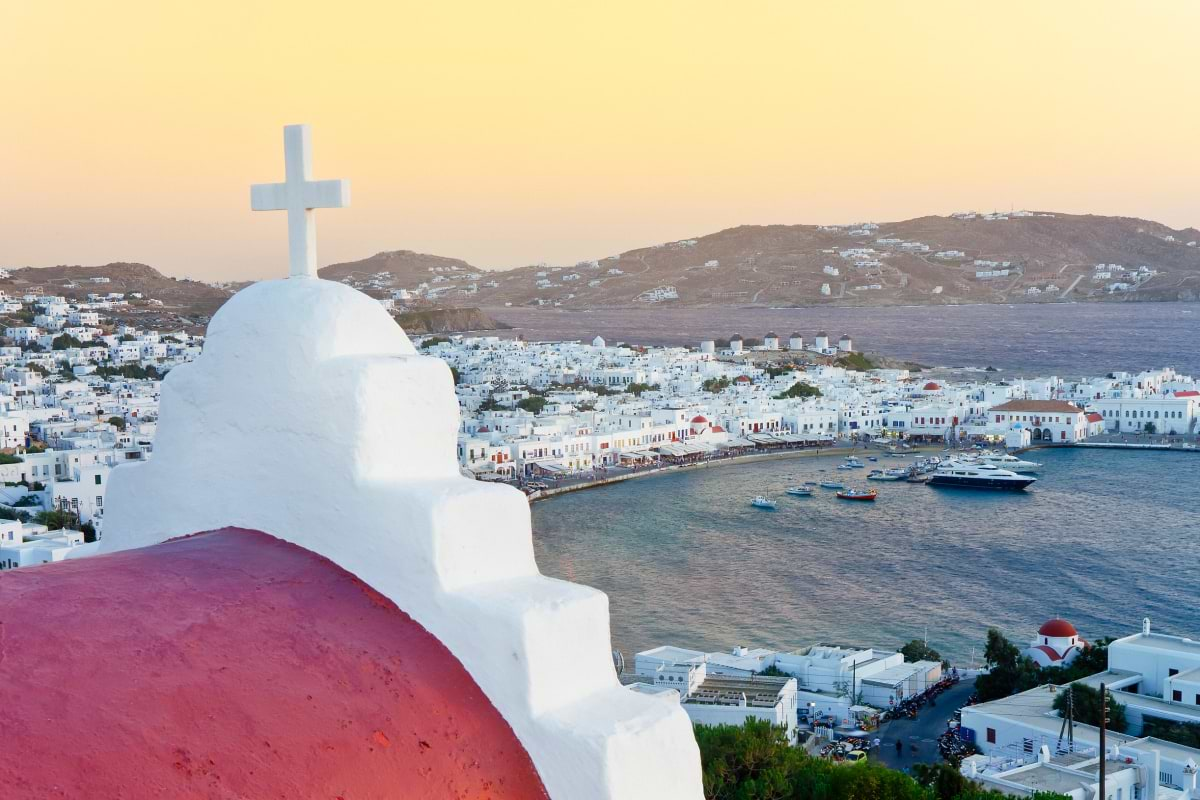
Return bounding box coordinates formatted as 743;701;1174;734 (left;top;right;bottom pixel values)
975;452;1043;473
928;460;1037;491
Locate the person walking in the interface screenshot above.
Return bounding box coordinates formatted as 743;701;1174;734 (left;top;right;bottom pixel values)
895;739;903;758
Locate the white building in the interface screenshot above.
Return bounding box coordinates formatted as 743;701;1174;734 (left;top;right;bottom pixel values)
961;619;1200;795
1026;618;1087;668
990;400;1088;444
0;521;86;570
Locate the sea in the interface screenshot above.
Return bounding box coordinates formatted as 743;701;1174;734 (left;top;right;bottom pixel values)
516;300;1200;664
531;447;1200;665
487;301;1200;377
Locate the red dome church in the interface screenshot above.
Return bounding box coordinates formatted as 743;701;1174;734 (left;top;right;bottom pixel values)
0;126;703;799
1026;618;1088;668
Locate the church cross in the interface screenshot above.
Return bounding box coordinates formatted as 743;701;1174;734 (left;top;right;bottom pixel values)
251;124;350;279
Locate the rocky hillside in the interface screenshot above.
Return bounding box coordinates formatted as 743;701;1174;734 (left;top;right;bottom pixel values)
0;262;237;330
0;261;506;335
394;307;509;335
9;213;1200;328
319;212;1200;308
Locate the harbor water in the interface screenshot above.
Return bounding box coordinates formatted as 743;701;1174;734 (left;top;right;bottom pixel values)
531;446;1200;664
489;302;1200;377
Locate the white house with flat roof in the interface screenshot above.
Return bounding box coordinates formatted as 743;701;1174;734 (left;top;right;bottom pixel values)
961;620;1200;795
630;646;798;739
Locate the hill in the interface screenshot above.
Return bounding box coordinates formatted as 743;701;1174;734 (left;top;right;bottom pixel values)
0;262;237;331
318;212;1200;309
8;213;1200;328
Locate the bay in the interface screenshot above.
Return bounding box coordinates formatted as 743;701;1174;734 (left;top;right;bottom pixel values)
531;447;1200;664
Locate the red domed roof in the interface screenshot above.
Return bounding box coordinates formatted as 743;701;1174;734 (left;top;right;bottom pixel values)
0;529;548;799
1039;618;1078;637
691;415;708;423
923;382;941;390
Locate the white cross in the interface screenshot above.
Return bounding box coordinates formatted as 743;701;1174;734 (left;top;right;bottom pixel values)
250;124;350;279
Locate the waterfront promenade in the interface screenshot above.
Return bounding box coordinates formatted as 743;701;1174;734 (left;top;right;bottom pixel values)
522;433;1199;502
521;441;943;502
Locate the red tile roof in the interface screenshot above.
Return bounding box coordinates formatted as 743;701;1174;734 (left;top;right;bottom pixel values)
1039;618;1078;637
991;400;1085;414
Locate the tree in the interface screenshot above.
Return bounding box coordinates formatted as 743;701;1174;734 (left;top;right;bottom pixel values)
36;508;80;531
52;333;84;350
975;628;1041;701
702;376;732;393
626;383;658;396
775;382;821;400
836;352;877;371
1143;716;1200;749
517;395;547;414
96;364;161;380
900;639;942;664
1052;683;1127;732
694;719;1052;800
108;416;127;431
1143;421;1157;434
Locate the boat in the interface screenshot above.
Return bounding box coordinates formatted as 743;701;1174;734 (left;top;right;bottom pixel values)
867;456;879;462
836;463;856;471
927;460;1037;491
803;481;818;486
819;481;844;490
836;488;877;501
786;486;813;496
867;469;902;481
751;496;778;509
975;453;1043;473
843;457;865;468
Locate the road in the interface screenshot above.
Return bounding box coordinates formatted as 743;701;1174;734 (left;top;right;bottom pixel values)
870;677;976;772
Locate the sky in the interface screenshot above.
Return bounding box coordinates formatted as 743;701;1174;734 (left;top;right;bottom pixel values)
2;1;1198;281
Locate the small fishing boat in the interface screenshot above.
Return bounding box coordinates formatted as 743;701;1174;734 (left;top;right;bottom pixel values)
836;488;877;501
867;469;904;481
751;496;777;509
843;457;865;468
836;463;856;471
867;456;879;462
785;486;813;496
803;481;818;486
819;481;844;490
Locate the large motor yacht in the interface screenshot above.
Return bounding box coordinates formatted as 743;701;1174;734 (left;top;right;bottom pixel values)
974;452;1043;473
928;460;1037;491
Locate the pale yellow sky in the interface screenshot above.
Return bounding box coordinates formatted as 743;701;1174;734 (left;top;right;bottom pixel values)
2;1;1197;280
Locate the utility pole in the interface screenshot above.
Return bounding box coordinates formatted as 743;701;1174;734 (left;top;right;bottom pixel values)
1058;684;1075;752
1099;682;1107;800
